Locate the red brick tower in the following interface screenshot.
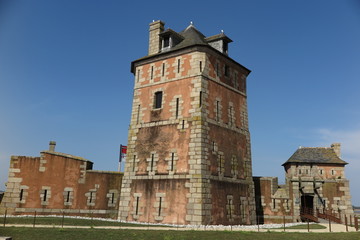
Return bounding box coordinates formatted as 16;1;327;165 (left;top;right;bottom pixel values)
119;21;256;225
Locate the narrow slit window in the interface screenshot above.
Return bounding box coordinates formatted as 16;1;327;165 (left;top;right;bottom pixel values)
136;104;140;124
19;189;24;201
66;191;70;202
228;198;233;219
150;154;154;172
177;59;180;73
151;66;154;79
272;199;276;209
43;189;48;202
175;98;179;119
229;106;233;126
171;153;175;171
111;193;115;204
199;61;202;72
182;120;185;129
89;192;93;203
216;101;220;122
216;63;219;76
158;197;162;216
135;196;139;215
137;70;140;82
132;155;136;172
154;91;163;109
162;63;165;76
199;91;202;107
212;141;215;151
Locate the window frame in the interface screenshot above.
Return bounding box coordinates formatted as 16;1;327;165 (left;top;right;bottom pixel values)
154;91;163;109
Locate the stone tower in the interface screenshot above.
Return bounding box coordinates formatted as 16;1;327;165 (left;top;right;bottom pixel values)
118;20;256;225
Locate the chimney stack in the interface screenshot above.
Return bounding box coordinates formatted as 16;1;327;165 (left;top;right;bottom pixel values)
49;141;56;152
331;143;341;158
148;20;164;55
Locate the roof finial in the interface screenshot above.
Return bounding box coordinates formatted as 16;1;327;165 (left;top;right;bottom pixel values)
190;21;193;25
221;29;224;33
152;20;155;22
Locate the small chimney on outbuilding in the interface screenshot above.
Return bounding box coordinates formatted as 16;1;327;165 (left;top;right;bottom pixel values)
49;141;56;152
331;143;341;158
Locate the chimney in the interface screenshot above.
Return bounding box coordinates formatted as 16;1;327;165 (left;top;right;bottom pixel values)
148;20;165;55
49;141;56;152
331;143;341;158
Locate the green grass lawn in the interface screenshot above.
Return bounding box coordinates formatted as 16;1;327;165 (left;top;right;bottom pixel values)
0;228;359;240
283;224;327;229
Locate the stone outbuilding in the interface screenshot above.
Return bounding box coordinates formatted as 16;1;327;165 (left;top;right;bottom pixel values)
254;143;354;224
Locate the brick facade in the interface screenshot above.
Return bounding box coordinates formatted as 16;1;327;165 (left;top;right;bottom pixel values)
0;142;122;218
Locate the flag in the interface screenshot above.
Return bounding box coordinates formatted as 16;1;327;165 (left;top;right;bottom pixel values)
119;145;127;162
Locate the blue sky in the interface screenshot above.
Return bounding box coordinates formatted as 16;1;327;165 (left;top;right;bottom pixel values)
1;0;359;205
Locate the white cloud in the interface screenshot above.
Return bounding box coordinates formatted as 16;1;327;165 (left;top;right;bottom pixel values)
316;128;360;159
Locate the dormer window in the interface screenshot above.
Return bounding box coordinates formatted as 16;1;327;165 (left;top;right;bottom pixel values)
160;29;184;52
223;42;228;54
162;36;171;50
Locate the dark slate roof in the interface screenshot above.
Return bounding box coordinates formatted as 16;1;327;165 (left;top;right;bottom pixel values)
131;23;250;75
282;147;348;166
205;33;233;43
167;24;209;51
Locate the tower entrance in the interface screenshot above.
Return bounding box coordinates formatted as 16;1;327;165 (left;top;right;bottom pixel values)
301;194;314;214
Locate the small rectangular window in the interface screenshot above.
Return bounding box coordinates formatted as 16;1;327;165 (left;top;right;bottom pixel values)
224;65;229;77
154;91;163;109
